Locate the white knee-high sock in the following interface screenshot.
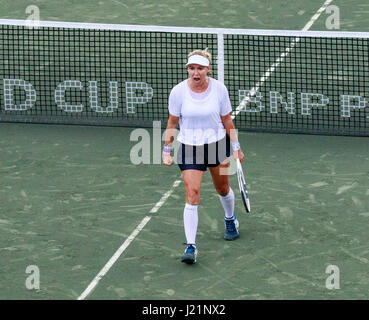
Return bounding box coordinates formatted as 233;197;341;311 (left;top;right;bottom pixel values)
183;203;198;245
218;187;235;219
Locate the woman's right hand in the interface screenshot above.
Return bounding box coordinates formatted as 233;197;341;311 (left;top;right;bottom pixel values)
163;153;174;166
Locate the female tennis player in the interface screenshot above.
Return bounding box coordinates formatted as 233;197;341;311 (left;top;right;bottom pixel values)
163;48;244;264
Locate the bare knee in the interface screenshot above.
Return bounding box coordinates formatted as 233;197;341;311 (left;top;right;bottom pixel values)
186;187;201;205
216;184;229;197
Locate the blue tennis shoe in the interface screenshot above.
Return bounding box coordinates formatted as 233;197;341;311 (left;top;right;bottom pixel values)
181;244;197;264
224;215;239;240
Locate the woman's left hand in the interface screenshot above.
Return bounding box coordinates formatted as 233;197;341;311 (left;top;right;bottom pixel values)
233;149;245;163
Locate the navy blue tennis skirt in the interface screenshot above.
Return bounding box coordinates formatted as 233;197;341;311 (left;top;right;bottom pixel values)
177;134;231;171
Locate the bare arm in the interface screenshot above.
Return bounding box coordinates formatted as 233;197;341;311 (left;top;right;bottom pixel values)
221;113;245;162
221;113;238;142
163;114;179;166
164;114;179;145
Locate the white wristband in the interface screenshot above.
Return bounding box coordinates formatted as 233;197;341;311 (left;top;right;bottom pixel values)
231;141;241;151
163;143;172;155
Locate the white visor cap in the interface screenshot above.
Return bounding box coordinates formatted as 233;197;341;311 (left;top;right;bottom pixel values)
186;54;210;67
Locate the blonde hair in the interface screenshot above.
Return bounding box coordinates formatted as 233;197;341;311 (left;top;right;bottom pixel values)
187;48;212;63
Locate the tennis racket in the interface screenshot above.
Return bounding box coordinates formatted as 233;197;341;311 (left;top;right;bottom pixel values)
236;158;251;213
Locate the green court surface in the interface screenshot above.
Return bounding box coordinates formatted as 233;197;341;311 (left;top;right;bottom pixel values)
1;123;368;299
1;0;369;31
1;0;369;300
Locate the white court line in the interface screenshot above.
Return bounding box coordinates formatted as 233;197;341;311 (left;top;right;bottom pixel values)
231;0;334;119
78;0;332;300
77;179;182;300
109;0;129;9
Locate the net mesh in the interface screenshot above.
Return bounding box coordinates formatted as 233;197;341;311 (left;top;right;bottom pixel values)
0;24;217;127
226;35;369;135
0;22;368;136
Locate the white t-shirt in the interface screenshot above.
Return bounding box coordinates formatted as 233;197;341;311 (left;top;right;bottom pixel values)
168;78;232;145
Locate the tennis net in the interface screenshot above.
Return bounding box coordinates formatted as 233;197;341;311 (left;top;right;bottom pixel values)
0;19;368;136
